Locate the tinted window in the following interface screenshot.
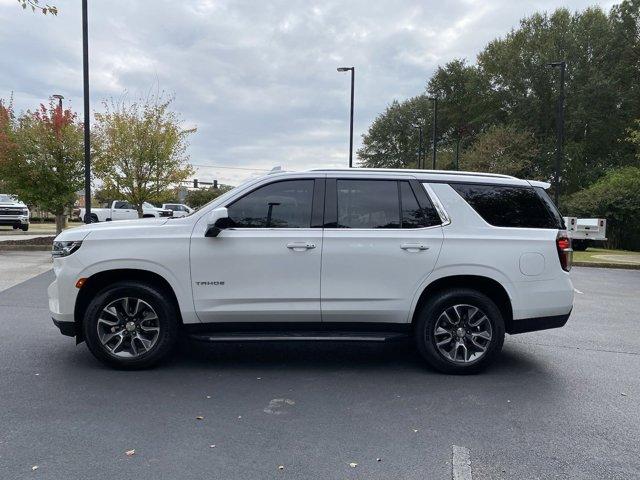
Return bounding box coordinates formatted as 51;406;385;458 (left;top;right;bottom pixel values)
451;183;564;229
400;181;441;228
228;180;314;228
337;180;400;229
114;201;133;209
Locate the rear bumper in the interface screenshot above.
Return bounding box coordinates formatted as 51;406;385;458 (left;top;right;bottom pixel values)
507;311;571;335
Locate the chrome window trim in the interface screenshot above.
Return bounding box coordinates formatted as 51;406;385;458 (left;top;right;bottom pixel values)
421;182;451;227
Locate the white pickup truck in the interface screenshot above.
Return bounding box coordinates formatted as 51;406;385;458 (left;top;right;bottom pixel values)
0;194;30;231
77;201;173;223
563;217;607;251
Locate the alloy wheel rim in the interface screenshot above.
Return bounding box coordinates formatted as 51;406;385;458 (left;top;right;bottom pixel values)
433;304;493;364
97;297;160;358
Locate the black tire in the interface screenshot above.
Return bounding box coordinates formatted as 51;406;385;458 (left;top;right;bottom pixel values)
90;213;99;223
414;288;505;374
83;281;179;369
21;224;28;232
572;240;588;251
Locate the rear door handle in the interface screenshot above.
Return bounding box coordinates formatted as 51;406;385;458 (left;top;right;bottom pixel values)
400;243;429;251
286;242;316;251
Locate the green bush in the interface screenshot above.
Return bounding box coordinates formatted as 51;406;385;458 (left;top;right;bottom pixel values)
565;167;640;250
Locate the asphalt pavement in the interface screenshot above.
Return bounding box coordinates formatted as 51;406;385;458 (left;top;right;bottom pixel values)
0;267;638;479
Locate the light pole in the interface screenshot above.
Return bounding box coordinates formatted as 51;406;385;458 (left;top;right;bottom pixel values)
548;61;566;207
428;97;438;169
82;0;92;223
412;123;424;169
337;67;355;168
52;94;64;111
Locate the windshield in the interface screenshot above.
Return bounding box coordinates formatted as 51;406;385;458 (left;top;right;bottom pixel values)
143;202;156;209
0;194;17;203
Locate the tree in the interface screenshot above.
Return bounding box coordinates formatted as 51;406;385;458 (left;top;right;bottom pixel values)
565;167;640;250
93;94;195;217
460;125;540;178
359;1;640;193
16;0;57;15
357;96;433;168
185;185;234;209
0;100;84;233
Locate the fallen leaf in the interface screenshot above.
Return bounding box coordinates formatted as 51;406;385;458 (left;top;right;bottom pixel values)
32;466;39;471
413;429;418;433
377;458;382;462
621;392;627;396
125;449;135;457
278;465;284;470
238;415;242;419
196;416;204;420
349;462;358;468
209;444;216;448
206;396;211;399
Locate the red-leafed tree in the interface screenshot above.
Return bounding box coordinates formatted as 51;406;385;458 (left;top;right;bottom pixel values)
0;99;84;233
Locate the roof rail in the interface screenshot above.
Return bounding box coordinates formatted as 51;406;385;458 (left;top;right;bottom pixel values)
308;168;516;179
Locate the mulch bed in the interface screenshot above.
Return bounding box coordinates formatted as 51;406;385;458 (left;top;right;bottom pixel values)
0;236;54;246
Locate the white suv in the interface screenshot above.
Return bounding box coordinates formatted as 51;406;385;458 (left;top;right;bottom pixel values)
48;169;574;373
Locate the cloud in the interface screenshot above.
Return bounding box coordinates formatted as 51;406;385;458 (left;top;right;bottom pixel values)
0;0;612;184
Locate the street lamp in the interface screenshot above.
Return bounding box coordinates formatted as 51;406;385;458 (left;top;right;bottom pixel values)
547;61;566;207
412;122;425;169
82;0;92;223
428;97;438;169
51;94;64;110
337;66;355;168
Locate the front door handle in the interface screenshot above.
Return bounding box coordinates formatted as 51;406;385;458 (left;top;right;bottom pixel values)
286;242;316;251
400;243;429;251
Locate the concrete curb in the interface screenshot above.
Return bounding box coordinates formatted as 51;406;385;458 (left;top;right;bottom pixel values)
0;245;51;252
573;261;640;270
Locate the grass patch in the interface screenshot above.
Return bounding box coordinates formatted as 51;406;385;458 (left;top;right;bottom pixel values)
574;247;640;265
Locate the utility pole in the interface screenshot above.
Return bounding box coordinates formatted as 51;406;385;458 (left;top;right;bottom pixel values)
82;0;92;223
430;97;438;169
417;125;423;169
548;61;566;206
337;67;355;168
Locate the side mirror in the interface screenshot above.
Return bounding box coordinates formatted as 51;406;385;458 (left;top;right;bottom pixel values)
205;207;231;237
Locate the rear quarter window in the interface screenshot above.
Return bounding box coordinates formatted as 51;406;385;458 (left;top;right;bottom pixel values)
451;183;564;229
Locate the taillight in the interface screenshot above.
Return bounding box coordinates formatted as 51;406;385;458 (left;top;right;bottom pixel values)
556;231;573;272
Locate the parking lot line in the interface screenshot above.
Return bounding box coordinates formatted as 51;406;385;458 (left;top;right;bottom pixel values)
452;445;472;480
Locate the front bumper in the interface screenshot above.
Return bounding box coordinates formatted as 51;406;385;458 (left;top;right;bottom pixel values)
52;318;76;337
0;216;29;226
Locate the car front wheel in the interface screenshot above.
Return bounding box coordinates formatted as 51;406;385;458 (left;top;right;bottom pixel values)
83;281;179;369
414;288;505;374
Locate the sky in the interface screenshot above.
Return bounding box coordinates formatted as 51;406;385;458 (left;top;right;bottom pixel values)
0;0;617;185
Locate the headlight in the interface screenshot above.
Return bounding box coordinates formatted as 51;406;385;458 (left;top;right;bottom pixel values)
52;241;83;258
20;208;29;216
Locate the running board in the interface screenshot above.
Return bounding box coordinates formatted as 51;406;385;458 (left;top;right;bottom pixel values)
188;331;408;343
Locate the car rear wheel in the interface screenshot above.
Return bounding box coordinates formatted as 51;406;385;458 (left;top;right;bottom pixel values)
21;224;28;231
83;281;179;369
414;288;505;374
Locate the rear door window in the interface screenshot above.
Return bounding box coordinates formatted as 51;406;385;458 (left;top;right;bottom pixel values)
336;180;400;229
451;183;564;229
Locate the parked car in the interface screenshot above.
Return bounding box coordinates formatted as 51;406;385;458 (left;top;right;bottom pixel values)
563;217;607;251
49;169;574;373
162;203;194;218
0;194;29;231
76;201;172;222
